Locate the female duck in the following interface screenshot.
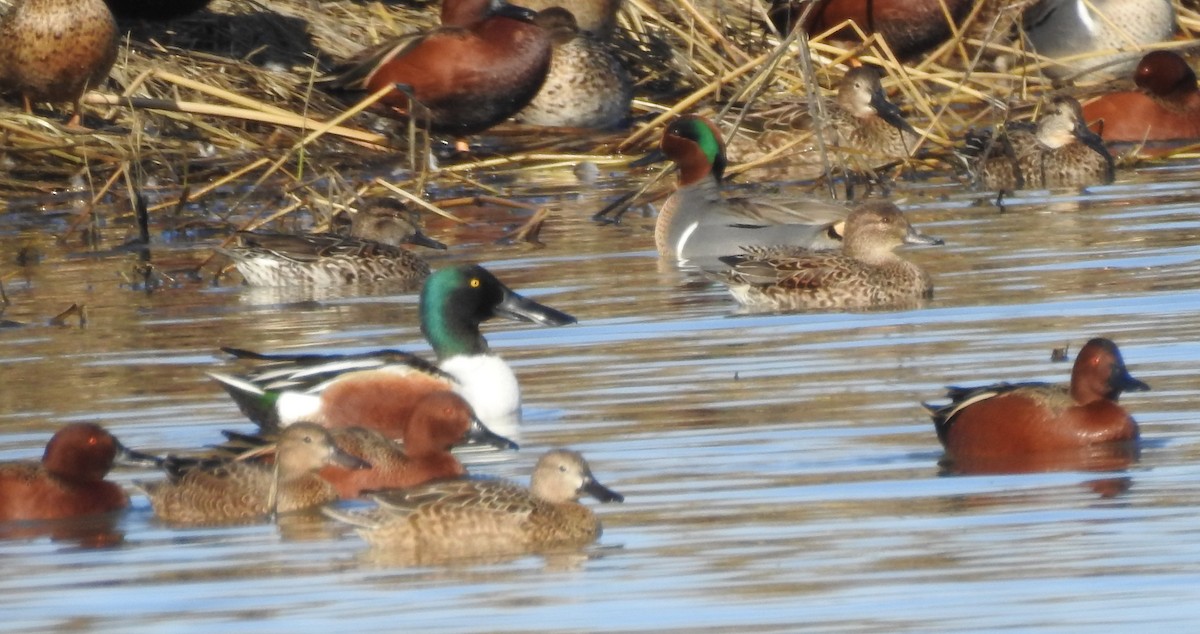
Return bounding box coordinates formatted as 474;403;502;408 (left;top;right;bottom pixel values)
320;0;551;135
715;201;941;312
926;338;1148;460
824;66;923;168
209;264;576;440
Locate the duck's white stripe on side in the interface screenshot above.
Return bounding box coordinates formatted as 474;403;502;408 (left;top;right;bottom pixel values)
676;221;700;260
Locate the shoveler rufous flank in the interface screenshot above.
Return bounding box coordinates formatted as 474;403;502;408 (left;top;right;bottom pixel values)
0;423;153;522
714;201;941;312
653;115;847;263
319;0;552;135
1083;51;1200;143
0;0;118;127
324;449;623;558
210;264;576;441
140;423;370;525
926;338;1149;461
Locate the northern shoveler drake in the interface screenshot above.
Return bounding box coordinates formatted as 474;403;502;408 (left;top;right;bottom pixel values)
139;423;369;525
319;0;551;135
714;201;941;312
823;66;923;168
926;338;1149;462
0;0;118;127
324;449;623;559
516;0;621;36
772;0;974;60
514;7;631;130
0;423;154;522
652;115;848;263
220;201;446;288
209;264;576;440
964;95;1114;190
1083;51;1200;143
1022;0;1175;80
103;0;210;19
220;391;518;499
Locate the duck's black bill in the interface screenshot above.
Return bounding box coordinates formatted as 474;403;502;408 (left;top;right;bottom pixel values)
467;416;520;451
495;289;577;326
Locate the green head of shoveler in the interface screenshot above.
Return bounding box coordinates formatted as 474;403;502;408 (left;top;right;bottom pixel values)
419;264;576;359
659;115;727;185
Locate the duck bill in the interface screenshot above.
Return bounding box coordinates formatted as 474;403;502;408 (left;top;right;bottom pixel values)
330;447;372;471
870;89;919;136
494;1;538;22
466;416;519;450
115;443;164;469
583;478;624;503
495;287;577;326
629;148;667;168
406;230;447;250
1115;370;1151;395
904;226;944;246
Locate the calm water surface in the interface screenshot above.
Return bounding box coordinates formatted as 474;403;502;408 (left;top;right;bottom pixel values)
3;159;1200;632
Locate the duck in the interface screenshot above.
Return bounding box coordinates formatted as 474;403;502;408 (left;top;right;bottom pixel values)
220;200;447;288
324;449;623;558
822;66;923;169
219;391;518;499
0;423;154;522
649;115;848;264
926;338;1149;461
319;0;552;135
514;7;632;130
964;95;1114;190
1082;51;1200;143
208;264;576;441
139;423;370;525
103;0;211;20
714;201;941;312
0;0;118;127
1021;0;1176;80
515;0;621;36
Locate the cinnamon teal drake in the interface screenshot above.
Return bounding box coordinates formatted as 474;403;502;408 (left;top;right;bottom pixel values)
1022;0;1175;80
209;264;576;441
516;0;620;36
140;423;369;525
319;0;551;135
514;7;631;130
926;338;1148;463
823;66;923;169
964;95;1114;190
652;115;848;264
219;391;517;499
1083;51;1200;143
774;0;974;59
324;449;623;558
714;201;941;312
0;423;154;522
221;201;446;288
0;0;118;127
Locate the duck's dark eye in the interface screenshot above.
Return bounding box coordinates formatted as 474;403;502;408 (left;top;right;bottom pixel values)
559;465;568;472
304;435;313;444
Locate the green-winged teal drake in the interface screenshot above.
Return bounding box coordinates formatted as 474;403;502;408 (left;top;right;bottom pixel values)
324;449;623;557
514;7;631;130
1022;0;1175;80
209;264;576;441
219;391;517;499
319;0;551;135
140;423;369;525
0;423;153;522
0;0;118;127
965;95;1114;190
715;201;941;311
926;338;1148;463
1083;51;1200;143
221;201;446;288
654;115;848;263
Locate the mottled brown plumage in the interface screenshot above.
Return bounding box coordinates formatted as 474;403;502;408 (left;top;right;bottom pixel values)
325;449;622;559
825;67;922;168
0;0;118;125
716;202;941;312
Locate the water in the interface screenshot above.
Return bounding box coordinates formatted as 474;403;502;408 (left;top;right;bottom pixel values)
3;159;1200;632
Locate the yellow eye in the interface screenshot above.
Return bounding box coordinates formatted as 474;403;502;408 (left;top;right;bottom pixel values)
470;278;481;288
